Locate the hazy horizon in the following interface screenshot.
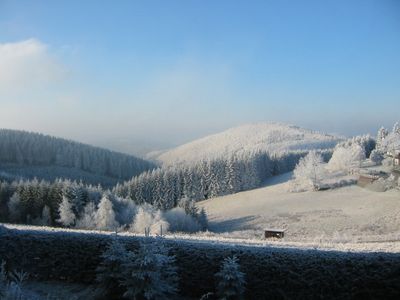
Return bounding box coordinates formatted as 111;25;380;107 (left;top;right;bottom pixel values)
1;0;399;155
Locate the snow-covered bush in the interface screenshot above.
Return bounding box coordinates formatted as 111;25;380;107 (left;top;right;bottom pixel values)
164;207;200;233
327;144;365;172
94;195;118;231
57;196;76;227
215;256;246;300
120;239;178;300
369;149;384;164
130;205;169;235
292;151;327;191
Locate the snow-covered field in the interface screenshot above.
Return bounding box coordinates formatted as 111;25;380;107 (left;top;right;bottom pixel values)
197;172;400;251
150;123;342;165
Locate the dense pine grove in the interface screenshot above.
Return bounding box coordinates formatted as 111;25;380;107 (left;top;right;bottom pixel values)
0;129;155;182
113;150;333;210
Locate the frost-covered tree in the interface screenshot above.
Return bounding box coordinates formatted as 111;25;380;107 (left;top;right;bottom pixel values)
96;238;128;295
57;195;76;227
76;201;97;229
197;208;209;231
7;193;21;223
376;127;389;151
120;239;178;300
370;149;384;164
215;256;246;300
293;151;326;190
392;122;400;135
94;195;118;231
130;205;169;235
328;144;366;172
164;207;200;233
40;205;51;226
178;197;198;218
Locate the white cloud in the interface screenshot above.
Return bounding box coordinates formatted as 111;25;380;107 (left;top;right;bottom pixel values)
0;38;64;93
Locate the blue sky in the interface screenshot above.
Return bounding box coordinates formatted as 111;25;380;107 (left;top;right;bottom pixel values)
0;0;399;154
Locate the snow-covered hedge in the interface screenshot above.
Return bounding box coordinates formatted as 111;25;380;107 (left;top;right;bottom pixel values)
1;227;399;299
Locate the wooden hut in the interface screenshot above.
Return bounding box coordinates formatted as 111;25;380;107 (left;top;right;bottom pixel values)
265;228;285;239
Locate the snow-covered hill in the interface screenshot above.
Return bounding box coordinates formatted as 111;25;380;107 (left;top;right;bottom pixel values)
152;123;343;165
197;172;400;244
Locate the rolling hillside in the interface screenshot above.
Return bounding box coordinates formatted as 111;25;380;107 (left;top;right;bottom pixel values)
0;129;155;185
151;123;343;165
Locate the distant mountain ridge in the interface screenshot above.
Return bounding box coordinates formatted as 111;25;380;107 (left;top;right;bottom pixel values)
151;123;343;165
0;129;155;185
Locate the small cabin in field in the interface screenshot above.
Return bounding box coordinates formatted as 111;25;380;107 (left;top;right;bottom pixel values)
265;228;285;239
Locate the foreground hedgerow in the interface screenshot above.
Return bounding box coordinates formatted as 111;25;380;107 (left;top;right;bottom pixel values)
1;226;400;299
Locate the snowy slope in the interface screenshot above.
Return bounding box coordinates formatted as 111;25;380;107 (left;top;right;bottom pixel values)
153;123;342;165
197;173;400;244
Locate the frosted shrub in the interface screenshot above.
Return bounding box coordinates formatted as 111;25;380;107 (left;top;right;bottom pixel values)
120;239;178;300
215;256;246;300
328;144;366;172
164;207;200;233
292;151;327;191
130;205;169;235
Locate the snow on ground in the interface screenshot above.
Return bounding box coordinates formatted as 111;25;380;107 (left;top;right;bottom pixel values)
152;123;342;165
2;169;399;253
197;172;400;247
